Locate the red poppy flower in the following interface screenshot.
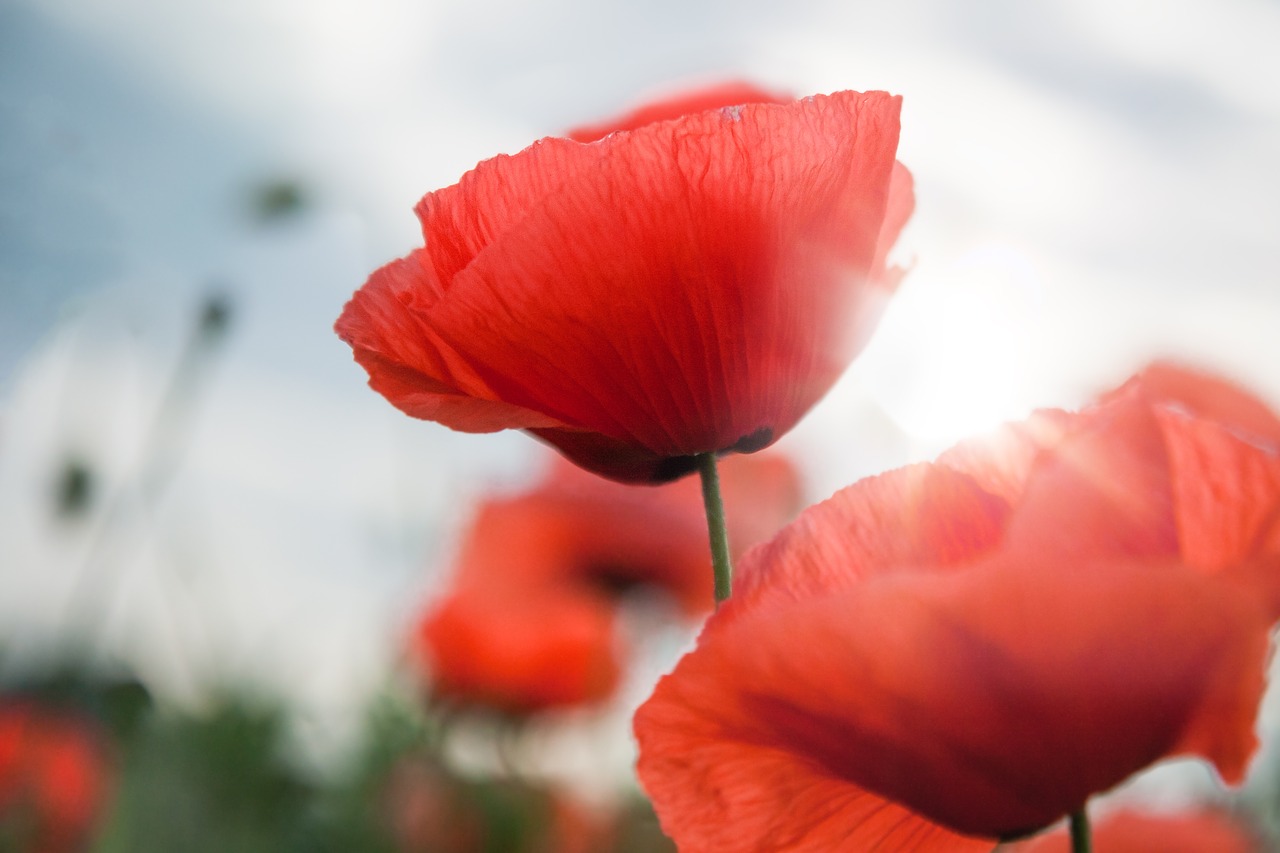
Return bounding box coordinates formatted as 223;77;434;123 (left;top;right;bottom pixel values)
413;452;801;712
634;364;1280;850
443;451;801;611
416;586;622;714
336;85;913;483
0;701;111;853
1008;808;1264;853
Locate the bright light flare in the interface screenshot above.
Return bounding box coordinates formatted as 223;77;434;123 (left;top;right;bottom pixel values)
860;243;1044;447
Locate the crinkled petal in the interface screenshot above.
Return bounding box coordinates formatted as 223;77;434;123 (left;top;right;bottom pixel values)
637;363;1280;849
636;617;993;852
1108;361;1280;446
720;462;1008;626
335;252;565;431
942;366;1280;579
639;554;1274;842
999;394;1179;563
936;409;1072;505
1155;404;1280;581
941;398;1179;565
414;136;599;287
565;82;791;142
430;91;904;460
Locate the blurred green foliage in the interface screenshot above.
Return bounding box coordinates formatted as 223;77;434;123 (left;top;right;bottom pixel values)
10;662;1273;853
0;684;681;853
91;699;313;853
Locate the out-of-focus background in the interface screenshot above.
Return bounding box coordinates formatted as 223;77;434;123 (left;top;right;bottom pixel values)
2;0;1279;845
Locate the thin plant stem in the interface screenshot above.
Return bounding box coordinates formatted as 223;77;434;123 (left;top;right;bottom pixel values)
58;292;233;660
1069;807;1091;853
696;453;733;605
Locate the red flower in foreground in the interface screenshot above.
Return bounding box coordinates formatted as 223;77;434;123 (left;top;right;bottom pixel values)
414;452;801;713
0;701;110;853
336;85;913;483
1009;808;1264;852
634;364;1280;850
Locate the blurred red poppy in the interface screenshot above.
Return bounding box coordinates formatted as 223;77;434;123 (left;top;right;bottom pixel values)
417;587;622;714
444;452;801;612
414;452;801;713
336;85;913;483
1008;808;1264;853
0;701;110;853
634;364;1280;850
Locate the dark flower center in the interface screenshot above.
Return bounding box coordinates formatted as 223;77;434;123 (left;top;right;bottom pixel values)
731;427;773;453
581;562;651;599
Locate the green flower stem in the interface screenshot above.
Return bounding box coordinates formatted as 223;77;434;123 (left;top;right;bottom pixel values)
1070;807;1091;853
697;452;733;605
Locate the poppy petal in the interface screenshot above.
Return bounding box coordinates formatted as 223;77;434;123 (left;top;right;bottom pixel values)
636;609;994;852
1155;404;1280;579
447;450;800;613
870;160;916;287
999;392;1179;563
721;462;1008;626
448;472;712;609
428;91;903;468
419;589;621;713
530;426;702;484
565;82;791;143
410;449;802;712
0;703;110;851
336;251;566;431
414;136;601;287
1108;361;1280;445
639;554;1274;842
936;409;1072;505
637;365;1280;848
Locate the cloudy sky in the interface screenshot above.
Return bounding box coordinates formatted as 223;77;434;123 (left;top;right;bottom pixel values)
2;0;1278;764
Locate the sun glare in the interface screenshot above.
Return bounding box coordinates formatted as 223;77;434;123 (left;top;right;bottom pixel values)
859;243;1043;448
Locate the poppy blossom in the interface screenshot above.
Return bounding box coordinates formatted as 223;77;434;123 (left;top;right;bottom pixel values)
1008;808;1264;853
634;364;1280;850
336;85;913;483
416;587;622;714
0;700;111;853
413;452;801;712
440;451;801;611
